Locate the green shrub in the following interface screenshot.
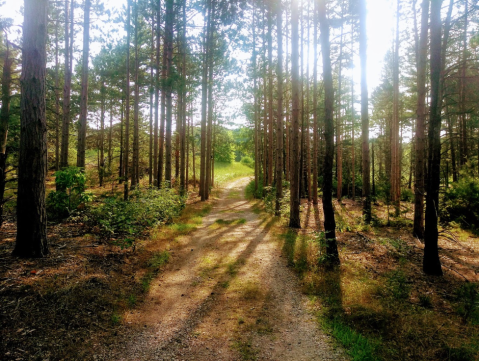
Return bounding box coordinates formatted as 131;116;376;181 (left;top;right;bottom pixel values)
240;156;254;169
455;283;479;324
442;177;479;229
245;179;263;199
47;167;93;220
400;188;414;202
386;270;410;300
89;188;185;248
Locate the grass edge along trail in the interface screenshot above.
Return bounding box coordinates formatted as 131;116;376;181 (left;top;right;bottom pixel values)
246;180;479;361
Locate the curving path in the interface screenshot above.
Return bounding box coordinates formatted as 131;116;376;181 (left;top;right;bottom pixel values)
98;178;347;361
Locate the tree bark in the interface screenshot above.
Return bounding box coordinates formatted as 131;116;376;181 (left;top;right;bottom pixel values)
124;0;131;200
413;0;429;239
336;1;344;202
312;0;318;205
60;0;71;169
99;81;105;187
360;0;371;222
13;0;49;257
275;0;283;216
76;0;91;169
319;0;339;264
391;0;401;216
289;0;301;229
199;0;210;200
154;0;161;187
164;0;174;187
0;40;12;226
54;19;60;171
131;0;140;189
267;3;274;187
423;0;443;276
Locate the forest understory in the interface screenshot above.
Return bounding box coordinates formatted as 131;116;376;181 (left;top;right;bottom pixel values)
1;174;479;361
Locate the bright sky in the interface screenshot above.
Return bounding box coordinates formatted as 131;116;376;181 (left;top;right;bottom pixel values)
1;0;395;93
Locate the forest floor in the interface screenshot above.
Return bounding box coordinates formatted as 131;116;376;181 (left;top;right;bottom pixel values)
1;175;479;360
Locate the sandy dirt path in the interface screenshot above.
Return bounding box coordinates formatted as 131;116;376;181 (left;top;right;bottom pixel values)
98;178;347;361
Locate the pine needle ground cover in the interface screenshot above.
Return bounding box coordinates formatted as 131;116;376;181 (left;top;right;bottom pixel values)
264;197;479;361
0;180;214;361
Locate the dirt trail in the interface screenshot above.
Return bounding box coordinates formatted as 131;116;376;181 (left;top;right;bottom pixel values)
98;178;347;361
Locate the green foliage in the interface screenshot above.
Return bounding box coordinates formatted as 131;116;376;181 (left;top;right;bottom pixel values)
47;167;93;220
400;188;414;203
245;179;263;199
455;283;479;324
325;318;379;361
240;156;254;169
442;176;479;230
214;161;254;186
89;188;185;248
386;270;410;300
148;251;170;270
214;126;234;163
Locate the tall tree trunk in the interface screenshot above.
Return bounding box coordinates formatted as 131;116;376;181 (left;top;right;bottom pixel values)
285;6;290;183
164;0;174;187
319;0;339;264
350;22;356;200
159;1;167;188
154;0;161;187
275;0;283;216
108;100;113;172
99;81;105;187
0;40;12;227
423;0;443;276
60;0;71;169
119;98;124;183
413;0;429;239
205;1;216;199
360;0;371;222
312;0;318;205
267;4;273;187
192;108;196;188
149;22;154;186
440;0;456;182
54;20;60;171
199;0;210;200
77;0;91;169
336;1;344;201
124;0;131;200
289;0;301;229
131;0;140;189
460;0;468;166
13;0;49;257
391;0;401;216
252;2;259;193
305;0;311;203
179;0;187;195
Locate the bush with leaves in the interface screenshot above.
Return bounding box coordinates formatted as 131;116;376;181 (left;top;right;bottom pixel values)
46;167;93;220
88;187;185;248
240;156;254;169
441;176;479;229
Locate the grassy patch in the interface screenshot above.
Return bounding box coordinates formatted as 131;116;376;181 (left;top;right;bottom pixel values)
214;161;254;187
325;318;379;361
232;339;258;360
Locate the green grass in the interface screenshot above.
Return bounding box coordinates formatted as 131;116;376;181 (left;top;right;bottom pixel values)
214;161;254;187
324;318;379;361
148;251;170;269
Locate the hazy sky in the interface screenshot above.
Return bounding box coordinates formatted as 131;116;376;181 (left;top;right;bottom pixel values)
1;0;395;93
